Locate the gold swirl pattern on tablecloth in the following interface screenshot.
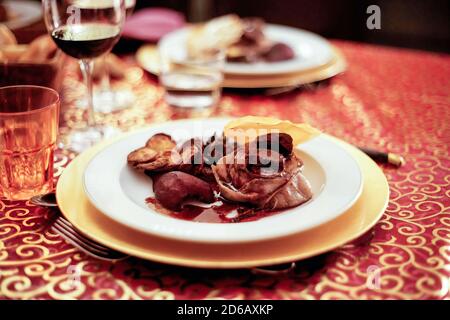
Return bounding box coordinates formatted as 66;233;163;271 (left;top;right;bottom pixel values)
1;41;449;299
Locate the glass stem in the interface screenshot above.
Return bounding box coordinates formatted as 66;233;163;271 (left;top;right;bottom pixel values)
79;59;96;128
100;56;112;93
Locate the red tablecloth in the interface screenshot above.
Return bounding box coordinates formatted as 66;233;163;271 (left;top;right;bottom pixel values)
1;41;449;300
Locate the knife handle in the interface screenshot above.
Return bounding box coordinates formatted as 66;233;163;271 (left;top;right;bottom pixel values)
359;147;405;167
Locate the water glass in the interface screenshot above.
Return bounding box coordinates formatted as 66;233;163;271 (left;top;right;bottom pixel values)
159;43;225;109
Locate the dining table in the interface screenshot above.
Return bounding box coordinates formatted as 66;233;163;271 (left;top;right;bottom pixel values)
0;40;449;300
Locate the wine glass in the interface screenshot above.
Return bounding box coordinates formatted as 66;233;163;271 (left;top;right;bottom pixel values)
94;0;137;113
42;0;126;153
125;0;136;18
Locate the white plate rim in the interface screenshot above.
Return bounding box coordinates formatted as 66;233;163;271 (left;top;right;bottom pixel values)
82;119;363;243
4;0;42;30
158;24;334;75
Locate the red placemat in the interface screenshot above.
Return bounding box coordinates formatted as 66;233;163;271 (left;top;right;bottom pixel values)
1;41;449;299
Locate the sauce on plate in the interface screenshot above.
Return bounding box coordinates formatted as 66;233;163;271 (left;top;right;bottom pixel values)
145;196;283;223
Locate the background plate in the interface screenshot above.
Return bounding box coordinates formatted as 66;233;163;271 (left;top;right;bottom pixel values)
136;45;347;88
159;24;334;75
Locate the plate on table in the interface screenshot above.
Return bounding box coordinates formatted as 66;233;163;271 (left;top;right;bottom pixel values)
56;127;388;268
82;119;362;243
2;0;42;30
136;45;347;88
158;24;334;76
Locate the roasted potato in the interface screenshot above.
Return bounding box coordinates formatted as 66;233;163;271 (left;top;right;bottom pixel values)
127;147;158;165
145;133;177;152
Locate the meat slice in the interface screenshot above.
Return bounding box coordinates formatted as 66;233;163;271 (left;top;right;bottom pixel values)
263;43;295;62
212;139;312;210
260;171;312;210
153;171;215;211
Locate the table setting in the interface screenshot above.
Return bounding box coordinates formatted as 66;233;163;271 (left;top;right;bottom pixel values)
0;1;449;301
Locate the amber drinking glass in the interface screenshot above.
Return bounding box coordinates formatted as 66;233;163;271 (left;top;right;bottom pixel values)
0;86;60;200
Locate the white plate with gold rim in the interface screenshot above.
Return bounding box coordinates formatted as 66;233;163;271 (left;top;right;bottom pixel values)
159;24;334;76
83;119;362;243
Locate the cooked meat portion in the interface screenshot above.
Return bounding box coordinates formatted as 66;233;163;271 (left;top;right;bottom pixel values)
128;130;312;214
153;171;215;211
227;17;295;63
227;18;272;63
263;171;312;209
211;138;312;210
240;18;265;44
263;42;295;62
203;134;240;165
247;132;293;158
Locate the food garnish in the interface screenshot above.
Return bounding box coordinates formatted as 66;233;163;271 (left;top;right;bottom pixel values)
186;15;296;63
224;116;321;145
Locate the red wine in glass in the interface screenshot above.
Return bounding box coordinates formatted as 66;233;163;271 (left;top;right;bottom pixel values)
51;23;121;60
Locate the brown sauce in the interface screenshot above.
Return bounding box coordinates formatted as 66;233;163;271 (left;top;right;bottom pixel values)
145;196;282;223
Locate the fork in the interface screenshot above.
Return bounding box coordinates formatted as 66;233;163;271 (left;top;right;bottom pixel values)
50;216;128;261
31;193;129;262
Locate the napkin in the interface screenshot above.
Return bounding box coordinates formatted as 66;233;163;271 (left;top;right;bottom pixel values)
122;7;185;42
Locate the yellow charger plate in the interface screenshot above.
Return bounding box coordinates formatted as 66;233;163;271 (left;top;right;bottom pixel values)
56;131;389;269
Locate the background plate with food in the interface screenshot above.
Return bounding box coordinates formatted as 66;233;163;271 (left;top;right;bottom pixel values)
159;16;334;76
136;44;347;88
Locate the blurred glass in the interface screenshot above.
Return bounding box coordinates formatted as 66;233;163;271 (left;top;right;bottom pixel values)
43;0;126;153
0;86;59;200
94;0;137;113
158;45;224;109
125;0;137;18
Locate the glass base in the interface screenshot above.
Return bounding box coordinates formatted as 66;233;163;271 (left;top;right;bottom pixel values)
164;92;218;109
96;90;136;113
0;179;53;201
60;126;121;154
75;89;136;113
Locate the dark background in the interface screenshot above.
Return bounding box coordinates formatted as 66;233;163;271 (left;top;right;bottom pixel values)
14;0;450;53
135;0;450;53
